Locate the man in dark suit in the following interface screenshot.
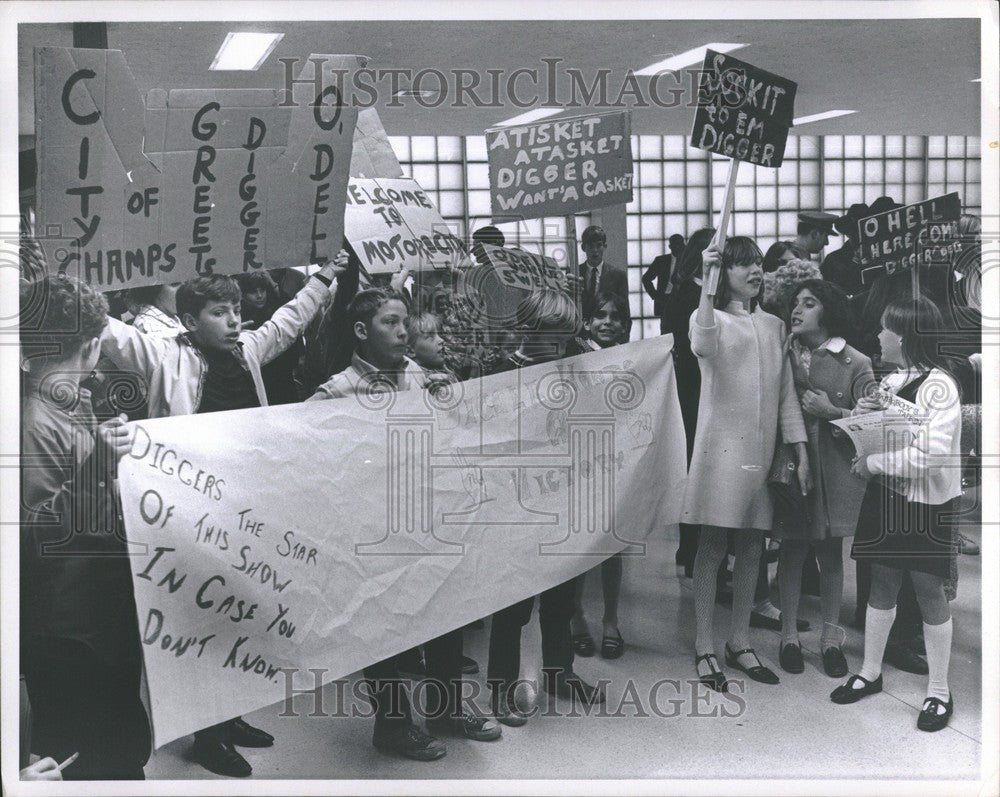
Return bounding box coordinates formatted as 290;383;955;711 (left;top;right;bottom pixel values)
642;234;685;333
576;226;629;322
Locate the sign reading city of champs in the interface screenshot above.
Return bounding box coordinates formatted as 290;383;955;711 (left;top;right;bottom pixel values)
116;336;687;747
486;111;634;219
691;50;797;167
34;48;360;289
344;178;467;274
858;192;963;285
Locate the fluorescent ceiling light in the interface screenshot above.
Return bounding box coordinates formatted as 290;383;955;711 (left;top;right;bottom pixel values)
793;109;857;126
492;107;564;128
634;43;748;77
210;32;284;71
970;78;981;82
393;89;438;98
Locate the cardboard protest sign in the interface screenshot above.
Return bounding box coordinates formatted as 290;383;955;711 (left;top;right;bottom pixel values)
344;177;467;274
466;243;569;326
487;111;633;219
858;193;962;285
691;49;797;167
34;48;359;289
116;336;687;747
350;107;404;178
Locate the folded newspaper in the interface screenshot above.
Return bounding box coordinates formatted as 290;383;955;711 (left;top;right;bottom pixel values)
830;389;928;460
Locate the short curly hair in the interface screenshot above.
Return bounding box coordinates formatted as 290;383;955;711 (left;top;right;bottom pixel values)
20;274;109;355
760;258;821;316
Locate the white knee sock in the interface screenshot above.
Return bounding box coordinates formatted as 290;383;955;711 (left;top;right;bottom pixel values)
923;618;953;703
858;605;896;683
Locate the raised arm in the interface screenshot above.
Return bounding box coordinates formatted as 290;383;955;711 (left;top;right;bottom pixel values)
689;245;722;359
100;316;172;382
245;252;348;366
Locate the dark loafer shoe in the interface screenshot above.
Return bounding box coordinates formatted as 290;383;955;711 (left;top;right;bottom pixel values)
779;642;805;674
191;739;252;778
830;673;882;704
601;632;625;660
229;717;274;748
725;644;780;685
917;695;953;732
572;633;596;657
822;646;849;678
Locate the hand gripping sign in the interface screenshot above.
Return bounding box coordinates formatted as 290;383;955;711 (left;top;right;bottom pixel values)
690;50;797;293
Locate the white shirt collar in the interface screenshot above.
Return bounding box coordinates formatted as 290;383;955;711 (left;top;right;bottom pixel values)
793;336;846;354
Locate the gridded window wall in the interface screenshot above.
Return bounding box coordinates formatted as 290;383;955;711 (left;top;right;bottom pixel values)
388;133;982;339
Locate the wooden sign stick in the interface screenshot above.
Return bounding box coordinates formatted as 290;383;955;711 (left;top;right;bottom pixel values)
705;158;740;295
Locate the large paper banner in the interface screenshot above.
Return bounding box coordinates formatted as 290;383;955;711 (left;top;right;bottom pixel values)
486;111;634;219
858;192;962;285
691;50;797;167
34;48;359;289
344;177;467;274
116;336;686;747
350;107;405;178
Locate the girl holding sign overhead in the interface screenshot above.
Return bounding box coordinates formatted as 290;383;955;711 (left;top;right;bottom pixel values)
832;297;963;732
682;236;810;692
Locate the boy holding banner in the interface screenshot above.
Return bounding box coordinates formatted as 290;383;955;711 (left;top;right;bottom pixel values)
308;288;502;760
98;253;348;777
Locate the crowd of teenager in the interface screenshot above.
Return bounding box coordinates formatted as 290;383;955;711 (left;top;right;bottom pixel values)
18;197;983;779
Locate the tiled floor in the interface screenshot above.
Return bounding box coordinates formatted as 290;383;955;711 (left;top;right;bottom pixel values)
147;515;983;781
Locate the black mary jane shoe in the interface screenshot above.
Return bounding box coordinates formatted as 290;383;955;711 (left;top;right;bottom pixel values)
830;673;882;704
779;642;805;674
917;695;953;732
725;644;780;685
695;652;728;693
821;646;849;678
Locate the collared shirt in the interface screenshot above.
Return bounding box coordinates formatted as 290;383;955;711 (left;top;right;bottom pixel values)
132;305;185;339
790;336;846;376
307;351;427;401
865;368;963;506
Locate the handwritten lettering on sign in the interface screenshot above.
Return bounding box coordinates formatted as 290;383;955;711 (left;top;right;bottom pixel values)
116;337;688;747
487;111;634;219
344;177;468;274
857;193;963;285
34;48;359;289
691;50;797;168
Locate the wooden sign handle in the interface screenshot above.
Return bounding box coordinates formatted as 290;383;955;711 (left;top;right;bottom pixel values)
705;158;740;296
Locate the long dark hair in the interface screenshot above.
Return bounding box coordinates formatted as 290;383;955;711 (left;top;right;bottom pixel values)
762;240;796;274
881;296;963;397
713;236;763;311
670;227;715;290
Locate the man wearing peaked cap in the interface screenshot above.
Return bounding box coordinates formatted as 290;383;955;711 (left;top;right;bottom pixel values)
792;210;839;260
822;203;870;295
